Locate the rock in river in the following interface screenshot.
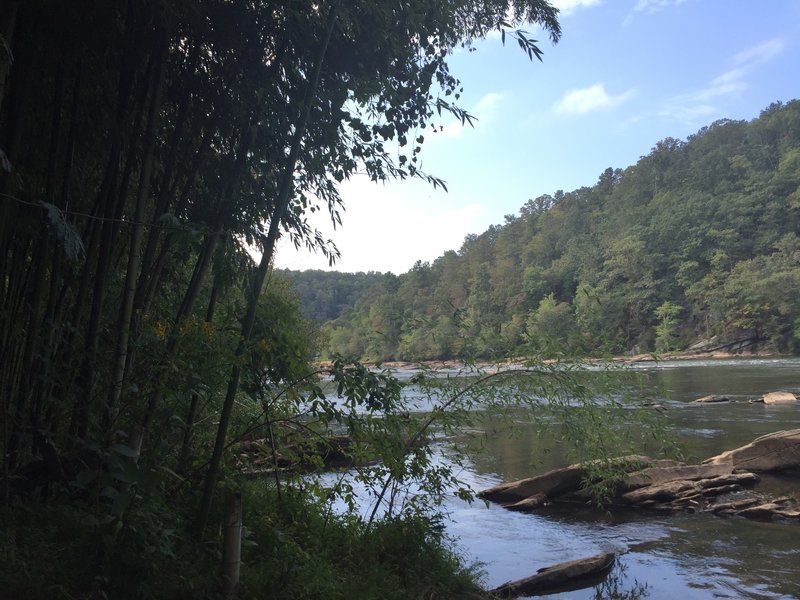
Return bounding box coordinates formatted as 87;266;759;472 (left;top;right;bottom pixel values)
692;394;730;403
760;391;798;404
704;428;800;472
480;429;800;521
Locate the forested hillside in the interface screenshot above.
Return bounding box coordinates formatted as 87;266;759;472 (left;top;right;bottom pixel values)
315;101;800;360
275;269;385;322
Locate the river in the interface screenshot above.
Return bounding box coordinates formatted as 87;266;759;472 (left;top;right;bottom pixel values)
441;357;800;599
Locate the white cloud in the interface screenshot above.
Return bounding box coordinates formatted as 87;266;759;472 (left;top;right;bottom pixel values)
657;103;715;122
274;176;488;274
551;0;602;16
554;83;635;115
632;0;687;14
475;91;504;113
659;37;786;123
623;0;687;26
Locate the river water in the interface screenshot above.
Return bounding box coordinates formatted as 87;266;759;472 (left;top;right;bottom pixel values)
441;358;800;599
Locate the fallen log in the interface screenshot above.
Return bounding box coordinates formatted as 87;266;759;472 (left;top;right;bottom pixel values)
491;552;616;598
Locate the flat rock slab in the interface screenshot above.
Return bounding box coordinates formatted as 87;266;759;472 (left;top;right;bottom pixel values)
625;462;733;488
491;552;616;598
737;500;800;520
704;429;800;471
623;472;759;506
692;395;731;403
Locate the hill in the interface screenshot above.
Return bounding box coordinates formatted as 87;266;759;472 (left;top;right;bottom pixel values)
286;100;800;361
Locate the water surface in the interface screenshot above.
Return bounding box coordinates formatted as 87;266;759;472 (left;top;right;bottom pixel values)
444;358;800;599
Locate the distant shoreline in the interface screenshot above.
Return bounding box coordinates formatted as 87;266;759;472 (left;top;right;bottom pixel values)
316;348;790;372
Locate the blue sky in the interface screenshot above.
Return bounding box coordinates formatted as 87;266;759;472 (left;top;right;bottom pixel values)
275;0;800;274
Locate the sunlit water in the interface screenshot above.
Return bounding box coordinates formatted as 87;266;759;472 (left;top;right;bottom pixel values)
321;358;800;598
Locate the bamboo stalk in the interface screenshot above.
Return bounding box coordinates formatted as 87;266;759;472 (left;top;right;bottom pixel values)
222;492;242;600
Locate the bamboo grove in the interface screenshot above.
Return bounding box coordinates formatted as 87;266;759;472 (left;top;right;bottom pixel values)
0;0;563;540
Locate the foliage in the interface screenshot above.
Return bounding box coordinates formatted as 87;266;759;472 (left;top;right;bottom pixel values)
0;483;487;600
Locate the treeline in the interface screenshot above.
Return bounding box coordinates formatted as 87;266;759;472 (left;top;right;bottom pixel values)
275;268;386;322
315;101;800;360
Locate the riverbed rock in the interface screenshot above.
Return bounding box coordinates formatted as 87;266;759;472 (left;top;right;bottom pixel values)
503;493;549;512
621;472;758;505
624;462;734;488
481;430;800;524
703;429;800;472
737;498;800;520
491;552;616;598
761;391;798;404
478;455;654;503
692;394;730;403
478;465;585;503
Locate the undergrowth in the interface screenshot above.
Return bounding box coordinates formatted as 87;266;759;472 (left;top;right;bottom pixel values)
0;480;487;600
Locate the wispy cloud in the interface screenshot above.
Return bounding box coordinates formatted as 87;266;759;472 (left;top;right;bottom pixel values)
659;37;787;123
623;0;687;27
551;0;602;16
632;0;687;13
554;83;635;115
475;92;504;114
733;38;786;66
435;92;506;138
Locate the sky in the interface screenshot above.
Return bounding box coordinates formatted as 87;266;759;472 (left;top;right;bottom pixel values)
275;0;800;274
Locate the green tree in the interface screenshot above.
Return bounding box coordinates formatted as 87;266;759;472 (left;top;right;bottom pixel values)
654;301;683;353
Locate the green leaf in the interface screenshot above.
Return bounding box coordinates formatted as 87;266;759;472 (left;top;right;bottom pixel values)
110;443;140;458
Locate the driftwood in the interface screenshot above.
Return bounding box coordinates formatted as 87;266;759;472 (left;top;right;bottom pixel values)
491;552;616;598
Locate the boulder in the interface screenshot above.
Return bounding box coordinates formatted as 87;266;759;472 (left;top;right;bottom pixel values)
478;455;653;503
761;391;798;404
703;429;800;472
692;394;730;404
491;552;616;598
